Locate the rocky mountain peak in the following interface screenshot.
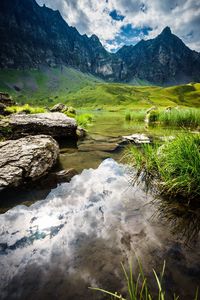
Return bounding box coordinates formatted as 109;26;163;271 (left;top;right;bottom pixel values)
0;0;200;85
90;34;100;42
160;26;172;36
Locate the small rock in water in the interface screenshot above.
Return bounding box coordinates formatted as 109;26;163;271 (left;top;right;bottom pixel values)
53;169;78;183
76;127;86;139
122;133;151;144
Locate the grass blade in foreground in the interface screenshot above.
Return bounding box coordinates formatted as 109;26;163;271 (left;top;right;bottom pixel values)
89;259;198;300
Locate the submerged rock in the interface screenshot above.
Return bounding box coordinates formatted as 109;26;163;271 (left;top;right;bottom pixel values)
29;168;78;190
54;168;78;183
76;127;87;139
78;142;119;152
9;112;77;138
0;135;59;189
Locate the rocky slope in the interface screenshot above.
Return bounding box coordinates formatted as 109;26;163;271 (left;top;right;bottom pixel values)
0;0;124;81
117;27;200;85
0;0;200;84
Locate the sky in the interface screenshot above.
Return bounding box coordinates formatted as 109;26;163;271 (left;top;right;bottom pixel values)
36;0;200;52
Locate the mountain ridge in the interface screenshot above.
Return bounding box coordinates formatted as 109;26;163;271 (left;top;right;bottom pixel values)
0;0;200;85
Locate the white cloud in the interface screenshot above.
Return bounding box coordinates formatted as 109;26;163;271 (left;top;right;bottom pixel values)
0;159;157;297
36;0;200;52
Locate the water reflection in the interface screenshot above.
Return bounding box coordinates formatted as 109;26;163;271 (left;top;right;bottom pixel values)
154;199;200;244
0;159;200;300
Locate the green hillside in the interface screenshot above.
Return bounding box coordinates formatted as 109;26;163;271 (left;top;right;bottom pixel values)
65;82;200;109
0;67;102;106
0;68;199;109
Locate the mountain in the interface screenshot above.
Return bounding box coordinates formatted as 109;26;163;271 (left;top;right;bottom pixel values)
0;0;125;81
0;0;200;85
117;27;200;85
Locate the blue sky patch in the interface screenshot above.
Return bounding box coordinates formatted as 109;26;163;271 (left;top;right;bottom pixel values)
109;9;125;21
107;25;153;52
120;24;152;37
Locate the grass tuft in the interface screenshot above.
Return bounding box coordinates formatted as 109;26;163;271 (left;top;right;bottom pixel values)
125;133;200;201
90;258;198;300
5;104;46;114
76;113;94;128
157;108;200;128
125;110;146;122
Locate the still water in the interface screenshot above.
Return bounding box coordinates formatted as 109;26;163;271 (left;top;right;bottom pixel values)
0;112;199;300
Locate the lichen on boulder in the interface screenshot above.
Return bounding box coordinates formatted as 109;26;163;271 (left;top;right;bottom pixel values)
0;135;59;189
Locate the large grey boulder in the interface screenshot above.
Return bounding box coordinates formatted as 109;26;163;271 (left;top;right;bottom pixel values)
9;112;77;138
0;135;59;189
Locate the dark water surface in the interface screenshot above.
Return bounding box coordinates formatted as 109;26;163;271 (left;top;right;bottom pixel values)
0;112;200;300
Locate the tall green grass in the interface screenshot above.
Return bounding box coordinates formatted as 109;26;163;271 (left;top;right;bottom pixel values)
76;113;94;128
90;259;199;300
125;110;146;122
125;108;200;129
125;134;200;201
156;108;200;128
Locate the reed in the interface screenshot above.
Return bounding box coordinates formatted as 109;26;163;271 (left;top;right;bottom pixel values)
157;108;200;128
125;110;146;122
90;258;199;300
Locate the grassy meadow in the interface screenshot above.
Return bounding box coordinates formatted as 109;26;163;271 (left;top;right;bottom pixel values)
0;67;200;109
0;67;102;106
64;82;200;109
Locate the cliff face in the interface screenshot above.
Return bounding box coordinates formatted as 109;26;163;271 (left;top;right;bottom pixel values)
0;0;125;81
0;0;200;85
117;27;200;85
